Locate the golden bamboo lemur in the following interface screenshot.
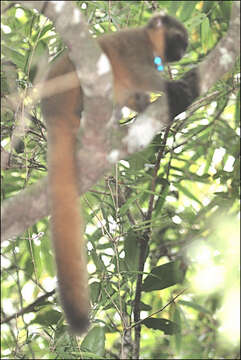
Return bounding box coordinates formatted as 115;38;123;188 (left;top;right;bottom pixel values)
41;12;199;334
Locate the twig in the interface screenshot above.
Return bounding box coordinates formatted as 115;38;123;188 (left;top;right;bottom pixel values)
128;287;187;330
1;290;55;324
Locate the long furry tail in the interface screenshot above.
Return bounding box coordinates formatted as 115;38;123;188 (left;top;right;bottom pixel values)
42;54;89;334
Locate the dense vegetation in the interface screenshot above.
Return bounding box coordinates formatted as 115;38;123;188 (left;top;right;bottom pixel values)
1;1;240;359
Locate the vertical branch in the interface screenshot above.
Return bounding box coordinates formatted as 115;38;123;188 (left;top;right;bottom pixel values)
133;125;171;359
133;231;150;359
107;175;131;359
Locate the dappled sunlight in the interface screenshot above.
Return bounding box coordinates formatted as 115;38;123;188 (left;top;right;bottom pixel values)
188;216;240;345
192;264;225;292
218;288;240;345
189;242;226;292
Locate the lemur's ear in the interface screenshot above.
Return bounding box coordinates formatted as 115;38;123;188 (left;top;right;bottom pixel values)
147;13;165;29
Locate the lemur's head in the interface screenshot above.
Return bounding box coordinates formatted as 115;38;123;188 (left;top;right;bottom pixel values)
147;12;188;62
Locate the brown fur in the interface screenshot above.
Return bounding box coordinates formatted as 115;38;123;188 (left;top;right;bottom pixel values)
41;13;188;334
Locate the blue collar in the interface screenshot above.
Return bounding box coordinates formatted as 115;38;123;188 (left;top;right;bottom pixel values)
154;56;164;72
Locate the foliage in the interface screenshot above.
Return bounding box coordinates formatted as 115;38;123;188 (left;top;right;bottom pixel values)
1;1;240;359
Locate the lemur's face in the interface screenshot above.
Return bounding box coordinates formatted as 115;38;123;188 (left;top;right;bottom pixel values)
162;14;188;62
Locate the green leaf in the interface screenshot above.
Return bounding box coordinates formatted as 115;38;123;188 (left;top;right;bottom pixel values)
178;300;211;314
38;23;55;40
235;89;240;127
40;232;55;276
175;183;203;206
173;306;182;352
185;12;206;30
201;16;210;52
119;194;140;216
2;45;26;69
26;40;47;81
179;2;196;22
170;1;181;14
203;1;215;13
154;183;170;213
139;301;152;311
33;309;62;326
129;148;153;170
142;261;185;292
75;351;105;359
81;326;106;357
219;1;232;21
90;281;102;304
124;230;140;271
143;317;180;334
91;248;106;272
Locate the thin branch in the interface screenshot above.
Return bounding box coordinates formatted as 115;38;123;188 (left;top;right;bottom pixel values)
129;288;187;331
1;290;55;324
133;124;171;359
146;125;172;221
